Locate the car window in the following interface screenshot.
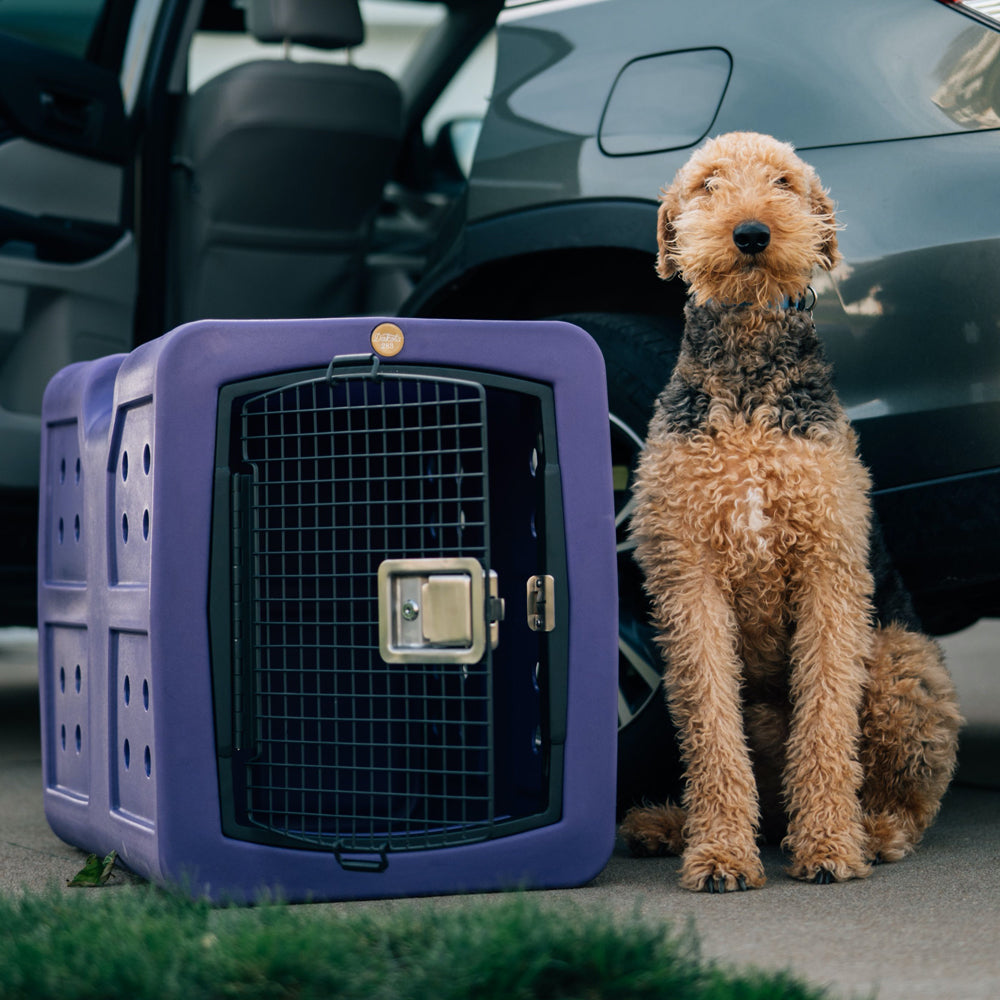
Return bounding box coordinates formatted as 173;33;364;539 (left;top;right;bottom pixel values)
120;0;163;112
187;0;447;92
0;0;111;58
422;29;496;153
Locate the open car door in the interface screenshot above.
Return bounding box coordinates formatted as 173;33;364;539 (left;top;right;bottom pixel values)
0;0;151;621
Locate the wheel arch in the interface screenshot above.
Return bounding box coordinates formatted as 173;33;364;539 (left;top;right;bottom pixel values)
403;198;687;324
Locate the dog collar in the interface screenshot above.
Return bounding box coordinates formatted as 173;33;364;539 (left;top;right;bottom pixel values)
701;286;816;313
789;286;817;311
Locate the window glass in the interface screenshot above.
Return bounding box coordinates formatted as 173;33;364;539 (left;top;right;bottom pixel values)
120;0;162;111
187;1;447;92
0;0;109;58
422;30;496;147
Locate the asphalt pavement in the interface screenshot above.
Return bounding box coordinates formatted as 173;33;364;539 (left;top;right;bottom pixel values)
2;622;997;999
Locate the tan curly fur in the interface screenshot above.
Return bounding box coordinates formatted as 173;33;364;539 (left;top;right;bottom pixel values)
620;132;962;892
655;130;841;305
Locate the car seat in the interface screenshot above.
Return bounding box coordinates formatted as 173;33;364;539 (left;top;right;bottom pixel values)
168;0;402;326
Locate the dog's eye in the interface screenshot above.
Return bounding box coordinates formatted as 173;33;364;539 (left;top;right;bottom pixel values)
702;175;717;192
774;176;790;188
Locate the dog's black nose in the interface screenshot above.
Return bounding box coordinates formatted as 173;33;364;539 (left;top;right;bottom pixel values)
733;220;770;255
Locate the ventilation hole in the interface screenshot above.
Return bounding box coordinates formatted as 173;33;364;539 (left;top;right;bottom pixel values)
59;458;66;483
142;679;149;710
533;661;541;691
144;746;151;777
142;509;149;540
58;518;64;544
529;447;539;476
122;512;129;543
124;675;131;705
74;664;81;693
143;444;150;475
74;514;80;542
59;666;65;692
75;457;81;482
75;725;81;753
123;739;130;769
60;724;66;750
122;451;128;481
532;725;543;754
529;511;537;539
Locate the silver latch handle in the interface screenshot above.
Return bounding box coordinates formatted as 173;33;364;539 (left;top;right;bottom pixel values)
378;558;500;664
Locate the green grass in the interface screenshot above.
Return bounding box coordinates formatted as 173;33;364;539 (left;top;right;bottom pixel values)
0;888;829;1000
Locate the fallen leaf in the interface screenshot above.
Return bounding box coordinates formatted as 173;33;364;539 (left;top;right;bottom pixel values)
67;850;118;887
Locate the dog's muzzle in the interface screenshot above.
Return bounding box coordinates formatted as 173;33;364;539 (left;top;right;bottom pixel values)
732;220;770;255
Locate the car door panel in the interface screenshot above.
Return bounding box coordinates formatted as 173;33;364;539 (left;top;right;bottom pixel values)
0;33;136;490
0;34;127;161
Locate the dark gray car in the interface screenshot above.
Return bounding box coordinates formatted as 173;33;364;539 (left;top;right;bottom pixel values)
1;0;998;804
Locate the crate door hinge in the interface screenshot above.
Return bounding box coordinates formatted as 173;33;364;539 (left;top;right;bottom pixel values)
230;473;253;747
527;574;555;632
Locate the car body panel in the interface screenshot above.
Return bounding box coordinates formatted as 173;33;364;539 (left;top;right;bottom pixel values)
458;1;1000;487
473;0;1000;219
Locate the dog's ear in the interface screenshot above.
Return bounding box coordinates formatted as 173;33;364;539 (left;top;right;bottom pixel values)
809;174;842;271
655;187;680;280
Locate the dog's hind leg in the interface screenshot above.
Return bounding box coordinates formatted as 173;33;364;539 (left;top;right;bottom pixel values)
859;624;963;862
619;801;687;857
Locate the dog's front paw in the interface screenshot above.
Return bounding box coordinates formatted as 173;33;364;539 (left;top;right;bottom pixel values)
680;843;766;893
784;821;872;884
786;848;871;885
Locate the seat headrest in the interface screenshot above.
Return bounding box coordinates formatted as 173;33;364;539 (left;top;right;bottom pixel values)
240;0;364;50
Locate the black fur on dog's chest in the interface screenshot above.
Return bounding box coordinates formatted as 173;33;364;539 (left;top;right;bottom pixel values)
653;301;843;438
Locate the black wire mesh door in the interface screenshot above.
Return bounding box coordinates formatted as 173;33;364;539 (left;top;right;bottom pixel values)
211;360;562;859
240;368;495;851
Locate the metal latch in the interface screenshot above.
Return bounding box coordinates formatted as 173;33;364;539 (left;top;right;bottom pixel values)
378;558;503;664
527;574;555;632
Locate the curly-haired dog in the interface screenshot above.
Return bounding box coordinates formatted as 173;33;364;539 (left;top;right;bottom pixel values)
619;132;962;892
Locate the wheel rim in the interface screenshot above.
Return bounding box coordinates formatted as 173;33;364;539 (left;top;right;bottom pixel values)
610;412;663;730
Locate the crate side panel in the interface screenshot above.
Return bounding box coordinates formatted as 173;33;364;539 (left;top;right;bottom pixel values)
43;625;91;800
110;630;156;824
109;402;154;587
42;421;86;584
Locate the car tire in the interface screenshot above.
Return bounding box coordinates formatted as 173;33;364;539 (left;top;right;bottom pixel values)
550;312;685;817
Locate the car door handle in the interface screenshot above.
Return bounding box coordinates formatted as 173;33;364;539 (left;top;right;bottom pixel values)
40;88;98;141
0;206;121;263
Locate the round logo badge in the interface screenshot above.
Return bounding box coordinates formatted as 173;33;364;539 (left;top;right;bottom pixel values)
371;322;405;357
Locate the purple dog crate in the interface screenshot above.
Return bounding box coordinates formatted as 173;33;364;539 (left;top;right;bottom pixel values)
37;317;617;901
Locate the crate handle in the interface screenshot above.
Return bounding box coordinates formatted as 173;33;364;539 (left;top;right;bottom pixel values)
334;847;389;873
326;352;381;382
